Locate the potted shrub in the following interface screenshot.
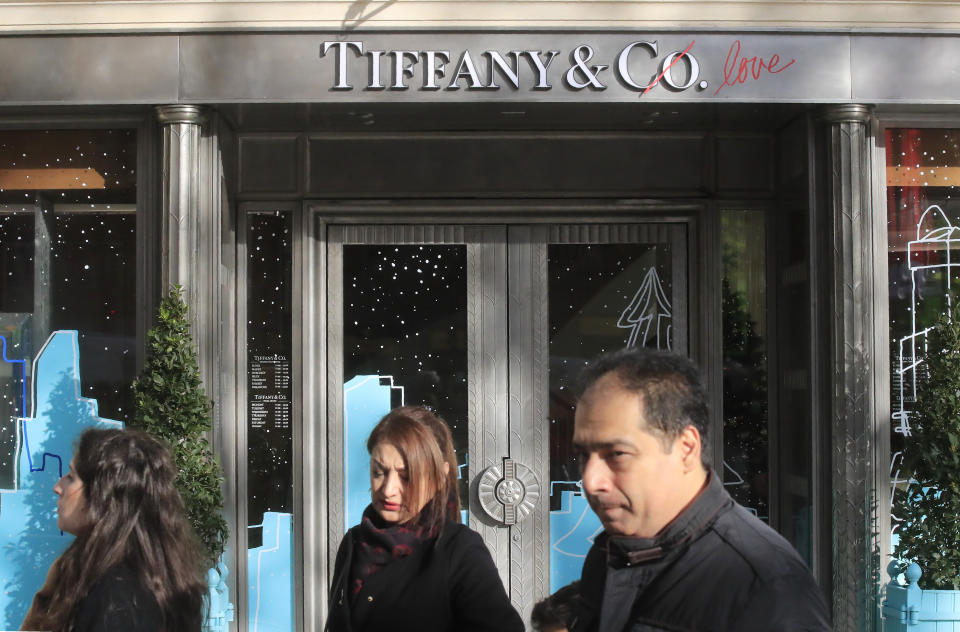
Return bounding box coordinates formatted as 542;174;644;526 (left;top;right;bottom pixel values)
884;301;960;629
131;286;232;630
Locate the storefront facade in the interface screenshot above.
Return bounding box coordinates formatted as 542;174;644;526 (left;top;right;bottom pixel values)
1;6;958;630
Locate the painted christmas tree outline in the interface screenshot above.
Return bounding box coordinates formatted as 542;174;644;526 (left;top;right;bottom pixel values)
617;267;673;350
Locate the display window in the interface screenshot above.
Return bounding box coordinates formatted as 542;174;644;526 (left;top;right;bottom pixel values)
886;128;960;549
720;210;769;526
244;209;295;632
0;128;138;629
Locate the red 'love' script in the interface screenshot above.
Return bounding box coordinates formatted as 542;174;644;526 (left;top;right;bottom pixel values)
714;39;796;95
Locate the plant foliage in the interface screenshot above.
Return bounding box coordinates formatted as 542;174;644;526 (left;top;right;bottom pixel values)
131;285;228;568
894;300;960;590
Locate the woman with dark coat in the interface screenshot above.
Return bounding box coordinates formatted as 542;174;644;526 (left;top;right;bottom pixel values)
325;406;524;632
21;427;207;632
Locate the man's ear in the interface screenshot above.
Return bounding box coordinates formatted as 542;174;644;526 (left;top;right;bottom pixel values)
676;425;702;472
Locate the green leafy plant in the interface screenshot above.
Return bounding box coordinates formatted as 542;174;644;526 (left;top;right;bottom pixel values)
894;300;960;590
131;285;228;568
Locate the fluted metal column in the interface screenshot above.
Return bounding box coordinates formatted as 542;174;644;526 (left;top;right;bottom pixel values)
820;104;880;632
156;104;239;630
155;104;220;397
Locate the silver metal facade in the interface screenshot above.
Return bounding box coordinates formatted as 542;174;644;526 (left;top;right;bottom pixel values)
2;32;960;105
4;26;949;632
819;104;883;632
188;112;866;630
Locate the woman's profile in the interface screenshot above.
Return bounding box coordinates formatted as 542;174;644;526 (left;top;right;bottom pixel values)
325;405;524;632
21;427;207;632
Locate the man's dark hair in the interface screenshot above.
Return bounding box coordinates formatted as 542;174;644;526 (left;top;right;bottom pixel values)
577;348;710;466
531;581;580;632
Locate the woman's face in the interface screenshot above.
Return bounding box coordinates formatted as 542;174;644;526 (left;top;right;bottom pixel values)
53;457;89;535
370;442;430;524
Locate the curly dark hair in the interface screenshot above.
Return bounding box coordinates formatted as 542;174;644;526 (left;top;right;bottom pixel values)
25;427;207;631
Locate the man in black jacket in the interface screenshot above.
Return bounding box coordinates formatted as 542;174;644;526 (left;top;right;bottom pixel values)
568;349;831;632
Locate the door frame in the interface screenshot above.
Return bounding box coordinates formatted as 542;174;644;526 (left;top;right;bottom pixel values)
300;198;715;631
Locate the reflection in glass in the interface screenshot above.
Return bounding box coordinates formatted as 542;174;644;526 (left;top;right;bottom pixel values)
50;209;137;420
886;129;960;547
0;210;33;489
0;211;33;313
547;242;673;591
342;245;469;526
0;128;138;421
721;211;768;521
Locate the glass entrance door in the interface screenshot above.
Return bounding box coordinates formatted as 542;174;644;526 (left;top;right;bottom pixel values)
538;224;687;594
325;224;512;585
321;220;688;621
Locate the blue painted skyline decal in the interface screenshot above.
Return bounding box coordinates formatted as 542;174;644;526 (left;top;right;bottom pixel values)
0;331;123;628
247;512;293;632
0;331;234;632
549;482;603;592
343;375;404;531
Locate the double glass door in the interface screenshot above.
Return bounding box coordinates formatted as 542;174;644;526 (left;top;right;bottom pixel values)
318;219;689;620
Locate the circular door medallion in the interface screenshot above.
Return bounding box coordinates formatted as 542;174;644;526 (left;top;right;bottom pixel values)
477;459;540;526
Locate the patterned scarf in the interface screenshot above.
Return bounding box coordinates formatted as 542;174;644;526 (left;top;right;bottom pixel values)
349;505;439;602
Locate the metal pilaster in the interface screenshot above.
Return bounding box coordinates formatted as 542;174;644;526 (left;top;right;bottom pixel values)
820;103;881;632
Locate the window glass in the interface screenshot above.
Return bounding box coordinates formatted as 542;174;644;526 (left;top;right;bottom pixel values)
0;130;137;421
0;129;137;629
0;208;33;491
49;208;137;419
342;244;469;528
246;211;294;632
721;210;769;522
547;242;674;592
886;129;960;549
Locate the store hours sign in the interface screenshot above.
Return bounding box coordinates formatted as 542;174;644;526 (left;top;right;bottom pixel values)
249;353;291;430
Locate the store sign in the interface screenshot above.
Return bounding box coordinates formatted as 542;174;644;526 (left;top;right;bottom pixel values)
8;31;960;104
318;39;795;97
179;32;849;103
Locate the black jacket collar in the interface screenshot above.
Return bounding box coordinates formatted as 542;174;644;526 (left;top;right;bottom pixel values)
602;469;731;569
588;470;730;632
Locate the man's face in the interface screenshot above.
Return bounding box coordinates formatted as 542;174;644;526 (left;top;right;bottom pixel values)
573;374;701;539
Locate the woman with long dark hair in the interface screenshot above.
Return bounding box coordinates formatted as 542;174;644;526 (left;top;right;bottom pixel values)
21;427;207;632
325;405;523;632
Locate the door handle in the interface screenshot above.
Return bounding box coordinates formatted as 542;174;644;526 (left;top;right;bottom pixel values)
477;458;540;526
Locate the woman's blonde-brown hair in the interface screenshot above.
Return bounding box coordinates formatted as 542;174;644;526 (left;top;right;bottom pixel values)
367;406;460;531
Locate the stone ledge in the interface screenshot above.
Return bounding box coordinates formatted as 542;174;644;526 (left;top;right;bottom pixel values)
0;1;957;34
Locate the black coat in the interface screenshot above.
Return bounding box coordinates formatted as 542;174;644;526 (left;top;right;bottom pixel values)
325;519;524;632
72;563;164;632
570;472;832;632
